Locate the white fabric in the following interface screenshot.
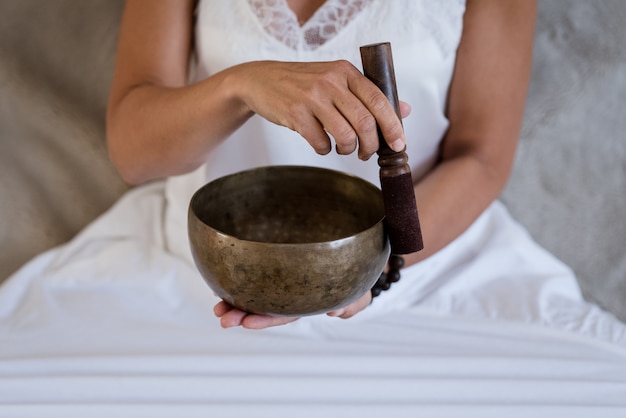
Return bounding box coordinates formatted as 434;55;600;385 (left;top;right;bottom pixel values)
2;0;626;415
2;185;625;417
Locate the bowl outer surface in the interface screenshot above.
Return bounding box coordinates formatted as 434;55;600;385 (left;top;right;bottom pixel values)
188;166;390;316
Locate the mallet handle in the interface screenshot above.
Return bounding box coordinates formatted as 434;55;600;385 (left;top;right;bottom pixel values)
360;42;423;254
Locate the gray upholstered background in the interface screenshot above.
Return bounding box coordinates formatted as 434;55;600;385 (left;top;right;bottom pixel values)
1;1;625;321
501;1;626;321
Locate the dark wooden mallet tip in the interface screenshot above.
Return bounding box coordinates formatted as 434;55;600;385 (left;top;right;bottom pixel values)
360;42;423;254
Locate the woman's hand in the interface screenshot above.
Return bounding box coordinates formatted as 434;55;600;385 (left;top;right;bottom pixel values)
108;2;412;183
213;301;299;329
230;60;409;161
214;291;372;329
326;291;372;318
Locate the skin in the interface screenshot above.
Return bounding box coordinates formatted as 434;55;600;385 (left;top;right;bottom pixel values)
107;0;537;329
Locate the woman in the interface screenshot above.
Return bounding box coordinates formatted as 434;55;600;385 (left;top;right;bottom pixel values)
2;1;625;413
106;0;548;330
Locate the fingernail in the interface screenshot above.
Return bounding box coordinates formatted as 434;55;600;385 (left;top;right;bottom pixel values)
390;138;405;152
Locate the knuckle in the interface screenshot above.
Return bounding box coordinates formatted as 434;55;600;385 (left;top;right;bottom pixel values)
334;59;355;73
336;146;355;156
385;119;404;139
315;144;332;155
308;133;332;155
319;61;353;87
369;91;389;113
333;125;356;146
359;140;378;157
356;113;377;134
317;68;336;84
318;65;342;84
286;101;305;117
306;135;328;153
304;83;324;101
285;102;308;127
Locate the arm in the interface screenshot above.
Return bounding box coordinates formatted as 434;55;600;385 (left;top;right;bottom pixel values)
107;0;405;185
403;0;537;266
106;0;252;184
322;0;536;320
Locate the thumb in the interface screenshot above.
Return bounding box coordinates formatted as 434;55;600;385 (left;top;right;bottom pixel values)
399;100;411;119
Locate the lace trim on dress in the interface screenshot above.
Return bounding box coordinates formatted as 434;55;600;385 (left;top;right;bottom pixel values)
247;0;368;50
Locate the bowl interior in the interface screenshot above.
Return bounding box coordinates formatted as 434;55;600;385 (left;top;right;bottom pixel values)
190;166;384;244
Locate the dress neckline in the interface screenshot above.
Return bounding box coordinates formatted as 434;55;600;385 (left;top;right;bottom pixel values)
247;0;370;51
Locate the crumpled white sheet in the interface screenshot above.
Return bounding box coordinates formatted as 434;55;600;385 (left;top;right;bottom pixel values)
1;182;625;417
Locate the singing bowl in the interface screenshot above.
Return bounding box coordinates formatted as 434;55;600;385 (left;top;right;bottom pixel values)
188;165;390;317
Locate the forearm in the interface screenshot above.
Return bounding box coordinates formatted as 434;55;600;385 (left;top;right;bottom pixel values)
404;149;512;267
106;68;252;185
107;58;406;185
401;0;536;267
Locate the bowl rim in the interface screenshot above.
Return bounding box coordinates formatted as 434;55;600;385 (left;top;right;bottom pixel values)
188;165;387;247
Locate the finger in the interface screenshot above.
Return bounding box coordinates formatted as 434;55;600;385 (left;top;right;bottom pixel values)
220;308;248;328
338;292;371;318
327;291;372;319
330;114;358;156
213;300;234;317
305;61;378;159
242;315;299;330
330;96;378;160
308;92;360;156
349;76;406;152
399;100;412;119
289;104;333;155
320;108;358;156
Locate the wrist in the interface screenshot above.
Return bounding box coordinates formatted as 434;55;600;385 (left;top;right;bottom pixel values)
221;62;260;119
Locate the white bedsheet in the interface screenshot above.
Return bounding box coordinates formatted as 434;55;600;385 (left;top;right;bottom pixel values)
1;182;625;417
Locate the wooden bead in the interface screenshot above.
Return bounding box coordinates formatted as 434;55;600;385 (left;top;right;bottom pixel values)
375;273;387;288
389;255;405;270
371;255;405;299
387;270;401;283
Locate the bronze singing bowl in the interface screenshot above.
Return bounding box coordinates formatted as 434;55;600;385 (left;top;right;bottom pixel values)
188;166;390;317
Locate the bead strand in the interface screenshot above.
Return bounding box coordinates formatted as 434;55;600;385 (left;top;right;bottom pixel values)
371;254;404;298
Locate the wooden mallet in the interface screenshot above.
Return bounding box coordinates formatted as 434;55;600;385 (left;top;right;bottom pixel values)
360;42;423;255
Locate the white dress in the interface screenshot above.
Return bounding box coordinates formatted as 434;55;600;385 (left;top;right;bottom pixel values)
1;1;625;416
